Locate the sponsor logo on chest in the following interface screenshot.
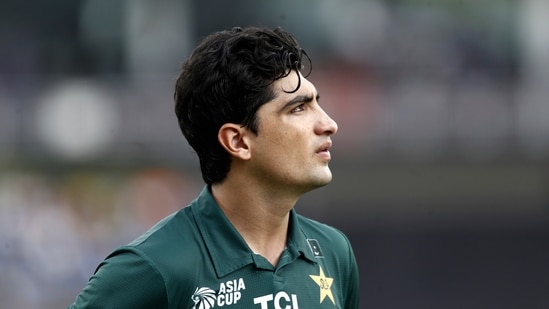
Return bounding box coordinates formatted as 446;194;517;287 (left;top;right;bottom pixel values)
217;278;246;306
191;278;245;308
191;278;299;309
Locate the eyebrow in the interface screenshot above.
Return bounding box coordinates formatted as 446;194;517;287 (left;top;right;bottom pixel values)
279;93;320;112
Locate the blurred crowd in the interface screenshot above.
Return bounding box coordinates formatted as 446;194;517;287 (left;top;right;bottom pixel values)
0;167;200;307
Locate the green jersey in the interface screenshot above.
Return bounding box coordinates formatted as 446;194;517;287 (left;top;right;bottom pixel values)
68;186;360;309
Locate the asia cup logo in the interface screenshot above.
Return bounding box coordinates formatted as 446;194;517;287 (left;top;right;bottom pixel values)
191;287;216;309
191;278;246;308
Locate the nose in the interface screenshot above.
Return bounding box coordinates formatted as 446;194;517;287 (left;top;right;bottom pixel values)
316;107;338;136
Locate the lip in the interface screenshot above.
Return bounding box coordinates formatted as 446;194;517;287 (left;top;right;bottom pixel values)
315;141;332;160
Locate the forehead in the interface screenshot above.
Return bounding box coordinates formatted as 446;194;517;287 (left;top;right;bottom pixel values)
271;71;316;99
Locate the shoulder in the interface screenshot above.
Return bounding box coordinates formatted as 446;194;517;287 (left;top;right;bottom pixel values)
295;213;349;240
130;206;195;248
80;206;203;307
126;206;204;273
70;247;170;308
295;213;353;254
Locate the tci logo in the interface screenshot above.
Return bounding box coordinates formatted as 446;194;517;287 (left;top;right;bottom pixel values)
253;291;299;309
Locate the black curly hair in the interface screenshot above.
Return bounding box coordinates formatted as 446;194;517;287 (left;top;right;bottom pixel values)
174;26;311;184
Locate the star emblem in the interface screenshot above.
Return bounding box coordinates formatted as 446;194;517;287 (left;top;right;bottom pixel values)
309;265;335;304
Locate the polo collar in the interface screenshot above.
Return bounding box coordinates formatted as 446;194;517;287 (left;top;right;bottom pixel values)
192;186;317;278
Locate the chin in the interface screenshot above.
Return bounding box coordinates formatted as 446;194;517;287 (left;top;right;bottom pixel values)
311;172;333;188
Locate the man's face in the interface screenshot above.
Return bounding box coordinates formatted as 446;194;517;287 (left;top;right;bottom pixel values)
247;71;338;195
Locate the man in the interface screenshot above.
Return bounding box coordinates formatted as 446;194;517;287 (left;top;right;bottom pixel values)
69;26;359;308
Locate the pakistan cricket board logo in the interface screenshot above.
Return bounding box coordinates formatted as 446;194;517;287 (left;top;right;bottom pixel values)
309;265;336;305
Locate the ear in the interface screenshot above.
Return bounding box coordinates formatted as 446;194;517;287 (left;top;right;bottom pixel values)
218;123;252;160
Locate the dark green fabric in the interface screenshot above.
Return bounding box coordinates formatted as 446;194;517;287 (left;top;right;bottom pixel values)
68;186;359;308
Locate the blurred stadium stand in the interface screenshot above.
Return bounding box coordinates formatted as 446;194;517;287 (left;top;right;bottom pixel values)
1;0;548;308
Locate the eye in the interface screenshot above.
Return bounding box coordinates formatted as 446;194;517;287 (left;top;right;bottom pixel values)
291;104;306;113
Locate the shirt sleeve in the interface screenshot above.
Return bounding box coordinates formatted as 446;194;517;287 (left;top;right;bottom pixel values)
340;231;360;309
345;241;360;309
67;248;168;309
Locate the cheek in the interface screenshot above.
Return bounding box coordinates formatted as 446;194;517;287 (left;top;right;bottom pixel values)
264;129;291;148
258;122;308;156
281;134;310;163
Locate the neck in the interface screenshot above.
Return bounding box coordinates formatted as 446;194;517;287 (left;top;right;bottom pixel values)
211;179;298;266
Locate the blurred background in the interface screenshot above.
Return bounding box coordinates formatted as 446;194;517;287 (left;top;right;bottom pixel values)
1;0;548;308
